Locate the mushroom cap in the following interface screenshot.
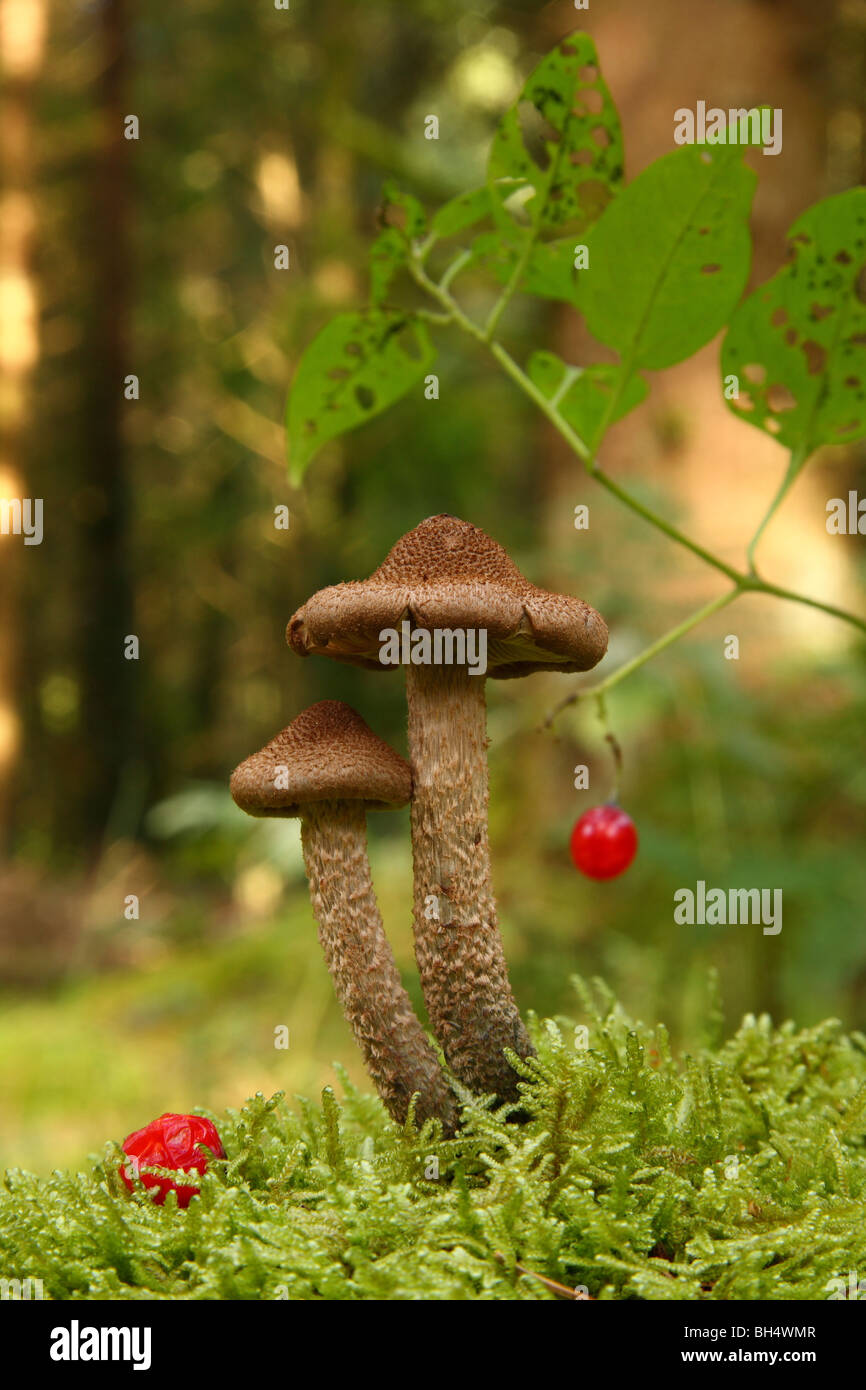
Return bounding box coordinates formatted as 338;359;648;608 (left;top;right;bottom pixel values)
287;514;608;679
230;700;412;817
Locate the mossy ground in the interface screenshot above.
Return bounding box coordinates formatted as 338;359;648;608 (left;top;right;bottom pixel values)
3;978;866;1301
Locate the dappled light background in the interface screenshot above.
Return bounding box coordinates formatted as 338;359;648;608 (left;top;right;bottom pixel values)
1;0;865;1172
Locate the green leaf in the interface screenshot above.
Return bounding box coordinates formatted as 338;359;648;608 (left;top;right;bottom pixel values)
576;144;756;370
721;187;866;450
487;33;623;236
529;350;648;451
369;228;409;307
431;187;493;239
369;184;428;307
472;234;589;304
287;312;435;481
380;181;426;240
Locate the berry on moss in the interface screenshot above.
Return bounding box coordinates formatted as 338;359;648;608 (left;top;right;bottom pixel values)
119;1113;224;1208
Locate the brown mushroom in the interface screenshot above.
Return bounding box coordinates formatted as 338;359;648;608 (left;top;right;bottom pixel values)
287;517;608;1102
230;700;457;1131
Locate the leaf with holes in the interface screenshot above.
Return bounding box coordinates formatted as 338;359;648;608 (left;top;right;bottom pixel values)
576;144;755;370
529;350;648;452
487;33;623;238
286;312;435;481
721;188;866;451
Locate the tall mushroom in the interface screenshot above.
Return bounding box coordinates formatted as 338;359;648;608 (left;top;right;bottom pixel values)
230;699;457;1131
287;517;608;1101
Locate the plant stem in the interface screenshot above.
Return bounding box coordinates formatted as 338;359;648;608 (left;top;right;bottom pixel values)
483;231;536;340
440;248;474;292
746;445;809;574
587;464;744;585
542;589;741;727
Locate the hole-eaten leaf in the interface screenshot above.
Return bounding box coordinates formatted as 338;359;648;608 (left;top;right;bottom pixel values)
722;189;866;450
582;89;604;114
767;383;797;412
579;64;598;82
384;205;408;232
570;149;595;166
743;363;766;384
801;339;827;375
591;126;611;148
515;102;558;172
700;151;712;164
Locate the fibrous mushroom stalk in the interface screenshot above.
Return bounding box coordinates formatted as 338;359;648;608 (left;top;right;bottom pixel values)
301;799;458;1131
405;664;533;1100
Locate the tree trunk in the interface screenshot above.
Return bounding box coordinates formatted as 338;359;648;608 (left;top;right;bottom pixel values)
78;0;135;847
0;0;48;852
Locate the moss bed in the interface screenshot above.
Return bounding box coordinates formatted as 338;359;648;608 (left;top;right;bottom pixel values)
3;978;865;1300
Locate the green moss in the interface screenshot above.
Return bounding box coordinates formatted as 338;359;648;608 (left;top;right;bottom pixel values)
3;979;866;1301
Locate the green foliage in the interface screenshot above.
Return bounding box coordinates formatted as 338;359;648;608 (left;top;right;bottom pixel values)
722;188;866;450
528;351;649;452
487;34;623;236
286;311;435;482
285;27;864;496
285;31;786;479
431;186;493;239
575;144;755;370
4;984;866;1301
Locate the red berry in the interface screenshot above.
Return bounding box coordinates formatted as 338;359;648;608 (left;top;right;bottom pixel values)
119;1113;224;1208
570;804;638;880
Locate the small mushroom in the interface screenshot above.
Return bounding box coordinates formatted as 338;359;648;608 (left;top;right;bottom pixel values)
230;700;457;1131
287;517;608;1101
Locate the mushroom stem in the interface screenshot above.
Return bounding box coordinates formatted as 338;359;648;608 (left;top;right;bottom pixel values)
405;664;533;1099
301;799;457;1131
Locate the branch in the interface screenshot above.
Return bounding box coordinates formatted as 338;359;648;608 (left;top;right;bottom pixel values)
541;589;741;729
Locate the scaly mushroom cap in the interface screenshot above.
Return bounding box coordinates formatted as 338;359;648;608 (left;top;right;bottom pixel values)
287;514;608;679
230;700;412;817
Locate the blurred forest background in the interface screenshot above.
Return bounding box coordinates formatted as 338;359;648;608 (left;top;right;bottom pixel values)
1;0;865;1172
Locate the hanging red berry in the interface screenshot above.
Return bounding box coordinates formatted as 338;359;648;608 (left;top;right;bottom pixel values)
570;804;638;880
119;1113;224;1208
